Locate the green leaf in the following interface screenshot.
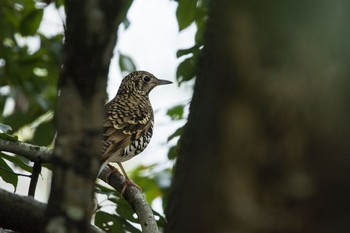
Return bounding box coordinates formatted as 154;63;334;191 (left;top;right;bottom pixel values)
3;112;38;132
152;209;167;229
167;145;178;160
122;17;131;30
30;120;55;146
0;132;18;141
119;53;137;73
42;162;52;171
194;0;208;44
133;175;161;204
176;46;196;58
115;0;133;26
115;198;138;223
127;164;167;204
1;153;32;173
176;57;197;84
176;0;197;31
167;127;183;142
166;104;184;120
95;183;117;196
55;0;64;8
95;211;124;232
95;211;141;233
0;156;18;191
20;8;44;36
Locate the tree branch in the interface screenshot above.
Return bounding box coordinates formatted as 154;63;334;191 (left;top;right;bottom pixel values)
0;138;52;163
28;161;41;197
0;138;159;232
99;167;159;233
0;189;104;233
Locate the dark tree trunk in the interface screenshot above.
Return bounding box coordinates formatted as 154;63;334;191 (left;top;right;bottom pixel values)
166;1;350;233
43;1;127;232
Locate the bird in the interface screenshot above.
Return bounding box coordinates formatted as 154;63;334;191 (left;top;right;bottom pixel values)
99;71;172;193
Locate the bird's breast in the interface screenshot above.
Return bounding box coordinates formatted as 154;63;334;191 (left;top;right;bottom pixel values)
120;127;153;162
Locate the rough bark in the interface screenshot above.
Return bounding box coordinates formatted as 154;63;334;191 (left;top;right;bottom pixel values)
166;1;350;233
43;1;127;232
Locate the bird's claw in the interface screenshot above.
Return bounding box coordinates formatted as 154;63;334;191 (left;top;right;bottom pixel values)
121;178;142;195
105;164;141;196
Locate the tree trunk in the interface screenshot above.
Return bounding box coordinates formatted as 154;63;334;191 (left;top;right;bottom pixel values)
166;1;350;233
43;1;126;232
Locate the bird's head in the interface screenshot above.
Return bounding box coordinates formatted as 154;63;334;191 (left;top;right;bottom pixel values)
118;71;172;95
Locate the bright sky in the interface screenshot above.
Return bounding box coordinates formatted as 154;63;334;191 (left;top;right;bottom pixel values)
1;0;194;213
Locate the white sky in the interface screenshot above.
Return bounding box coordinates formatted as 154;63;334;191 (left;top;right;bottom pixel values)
1;0;194;214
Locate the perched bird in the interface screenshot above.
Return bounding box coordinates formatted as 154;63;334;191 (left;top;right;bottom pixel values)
99;71;172;192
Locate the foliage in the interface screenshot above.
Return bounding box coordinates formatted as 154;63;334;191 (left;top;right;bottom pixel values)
165;0;208;168
0;0;61;139
95;184;142;233
0;154;19;190
0;0;61;191
0;0;208;231
175;0;207;85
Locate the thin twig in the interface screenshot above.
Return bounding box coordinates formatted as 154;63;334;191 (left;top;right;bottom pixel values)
28;162;42;197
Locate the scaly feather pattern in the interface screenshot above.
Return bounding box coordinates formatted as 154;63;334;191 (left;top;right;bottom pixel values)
99;71;172;186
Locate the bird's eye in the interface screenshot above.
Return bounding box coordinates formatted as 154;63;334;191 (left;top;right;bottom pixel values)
142;75;151;83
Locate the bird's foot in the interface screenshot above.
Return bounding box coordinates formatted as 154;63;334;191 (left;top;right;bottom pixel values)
121;178;142;195
105;164;141;195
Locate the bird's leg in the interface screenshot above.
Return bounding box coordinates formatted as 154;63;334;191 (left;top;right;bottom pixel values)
117;162;141;194
104;163;141;195
105;164;122;184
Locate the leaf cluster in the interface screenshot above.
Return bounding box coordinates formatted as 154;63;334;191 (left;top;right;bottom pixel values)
162;0;208;166
0;0;61;142
175;0;207;84
0;0;62;191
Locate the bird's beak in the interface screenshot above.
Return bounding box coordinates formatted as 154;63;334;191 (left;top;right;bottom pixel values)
157;79;173;85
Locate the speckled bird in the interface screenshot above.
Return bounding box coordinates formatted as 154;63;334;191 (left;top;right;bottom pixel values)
99;71;172;190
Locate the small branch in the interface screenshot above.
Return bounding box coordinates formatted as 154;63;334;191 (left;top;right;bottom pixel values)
28;162;42;197
0;138;52;163
0;189;104;233
99;167;159;233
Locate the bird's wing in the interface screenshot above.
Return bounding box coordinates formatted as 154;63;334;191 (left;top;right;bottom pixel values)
100;96;153;163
